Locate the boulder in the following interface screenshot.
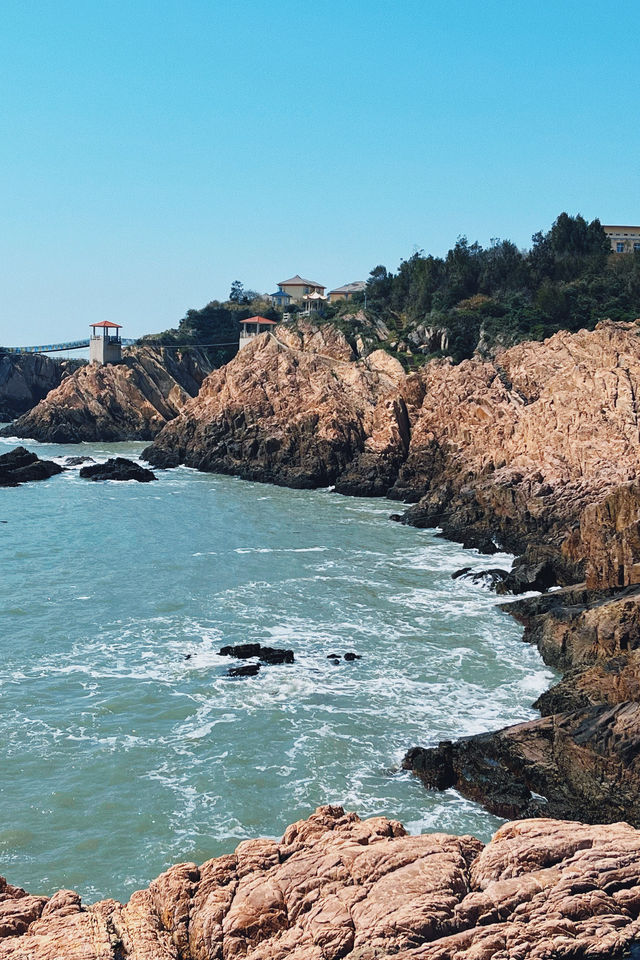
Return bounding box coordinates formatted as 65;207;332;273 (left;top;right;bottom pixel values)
0;446;63;487
79;458;156;482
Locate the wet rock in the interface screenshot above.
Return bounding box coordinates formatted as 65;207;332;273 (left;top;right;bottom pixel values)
79;458;156;482
258;647;294;665
0;446;63;487
4;807;640;960
344;652;361;661
452;567;510;589
228;663;260;678
219;643;262;659
219;643;294;665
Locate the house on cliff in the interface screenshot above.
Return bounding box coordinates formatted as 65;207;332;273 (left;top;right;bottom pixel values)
603;225;640;253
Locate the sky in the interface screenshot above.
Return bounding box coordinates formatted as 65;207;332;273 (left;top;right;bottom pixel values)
1;0;639;345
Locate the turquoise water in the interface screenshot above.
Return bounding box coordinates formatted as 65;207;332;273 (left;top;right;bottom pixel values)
0;435;554;902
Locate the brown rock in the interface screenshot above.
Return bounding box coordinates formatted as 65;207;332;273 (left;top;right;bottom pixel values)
144;320;406;488
0;346;213;443
3;808;640;959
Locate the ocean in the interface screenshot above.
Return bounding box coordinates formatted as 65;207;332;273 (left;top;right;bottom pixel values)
0;436;554;902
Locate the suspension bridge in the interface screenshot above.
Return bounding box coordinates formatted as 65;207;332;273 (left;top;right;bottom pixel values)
0;338;138;355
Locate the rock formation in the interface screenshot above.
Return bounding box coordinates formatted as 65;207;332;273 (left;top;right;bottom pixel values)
144;320;406;488
2;806;640;959
1;346;213;443
0;353;81;421
0;446;63;487
79;457;156;482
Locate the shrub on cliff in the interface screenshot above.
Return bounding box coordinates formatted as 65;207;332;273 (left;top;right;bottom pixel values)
363;213;640;362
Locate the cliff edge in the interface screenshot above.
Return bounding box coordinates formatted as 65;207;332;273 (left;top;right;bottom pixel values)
2;805;640;960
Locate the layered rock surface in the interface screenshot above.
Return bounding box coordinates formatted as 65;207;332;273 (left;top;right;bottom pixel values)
1;346;213;443
145;319;640;575
144;321;406;488
0;354;79;421
3;806;640;960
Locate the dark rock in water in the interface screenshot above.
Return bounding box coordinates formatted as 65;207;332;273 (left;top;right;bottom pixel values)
389;514;404;523
218;643;294;665
183;654;192;661
259;647;294;665
452;567;510;589
79;458;156;482
343;652;361;661
219;643;262;659
327;653;341;660
228;663;260;678
64;456;95;466
0;446;63;487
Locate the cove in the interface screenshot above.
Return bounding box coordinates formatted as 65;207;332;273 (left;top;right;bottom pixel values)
0;437;554;902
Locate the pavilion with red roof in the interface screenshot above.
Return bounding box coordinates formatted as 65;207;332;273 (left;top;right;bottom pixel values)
239;315;278;350
89;320;123;365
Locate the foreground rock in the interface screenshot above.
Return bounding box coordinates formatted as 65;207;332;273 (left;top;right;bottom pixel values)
0;346;213;443
144;320;406;488
0;446;63;487
2;806;640;959
80;458;156;483
0;353;81;421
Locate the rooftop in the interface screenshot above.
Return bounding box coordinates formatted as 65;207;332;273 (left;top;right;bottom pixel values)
242;316;277;325
90;320;122;328
278;275;324;288
328;281;366;295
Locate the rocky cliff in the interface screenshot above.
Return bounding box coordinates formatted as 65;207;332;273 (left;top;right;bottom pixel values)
0;353;80;421
1;346;213;443
144;321;406;488
3;805;640;960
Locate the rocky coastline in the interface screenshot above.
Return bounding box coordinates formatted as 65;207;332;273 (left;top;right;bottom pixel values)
6;318;640;957
3;805;640;960
141;317;640;829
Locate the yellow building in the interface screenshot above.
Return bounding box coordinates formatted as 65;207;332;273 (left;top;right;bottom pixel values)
327;281;366;303
603;225;640;254
276;275;325;302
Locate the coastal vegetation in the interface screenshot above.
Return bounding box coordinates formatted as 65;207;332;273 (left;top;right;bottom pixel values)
330;212;640;363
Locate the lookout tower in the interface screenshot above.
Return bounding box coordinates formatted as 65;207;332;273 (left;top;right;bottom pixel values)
90;321;122;365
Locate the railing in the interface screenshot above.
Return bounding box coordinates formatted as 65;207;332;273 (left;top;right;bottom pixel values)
1;339;138;354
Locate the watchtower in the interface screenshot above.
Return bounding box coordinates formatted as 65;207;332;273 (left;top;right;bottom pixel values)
90;321;122;364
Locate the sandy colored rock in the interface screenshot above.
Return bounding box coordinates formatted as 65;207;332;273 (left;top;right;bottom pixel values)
1;346;213;443
3;807;640;959
144;320;406;488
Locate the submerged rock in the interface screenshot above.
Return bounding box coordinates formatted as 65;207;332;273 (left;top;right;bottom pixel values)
227;663;260;678
79;458;156;482
0;446;63;487
3;805;640;960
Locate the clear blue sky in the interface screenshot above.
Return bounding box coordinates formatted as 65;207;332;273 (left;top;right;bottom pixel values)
1;0;639;344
